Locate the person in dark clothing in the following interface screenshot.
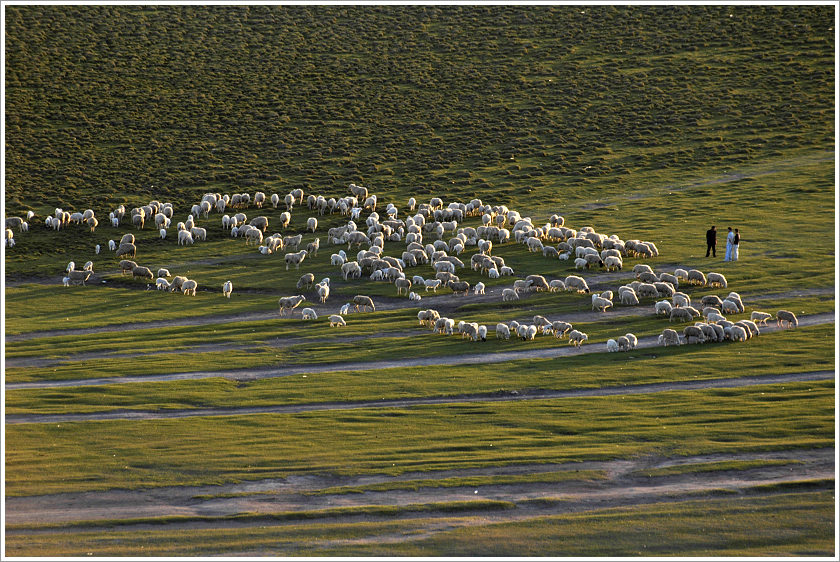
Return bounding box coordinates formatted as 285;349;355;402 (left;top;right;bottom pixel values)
732;228;740;261
705;225;717;257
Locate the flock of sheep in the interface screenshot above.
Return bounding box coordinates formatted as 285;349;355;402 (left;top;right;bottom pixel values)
5;182;800;354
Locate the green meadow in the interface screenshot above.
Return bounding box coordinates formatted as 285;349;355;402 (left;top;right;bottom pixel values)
4;4;835;557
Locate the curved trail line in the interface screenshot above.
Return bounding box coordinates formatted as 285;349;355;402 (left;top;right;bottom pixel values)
5;370;833;425
4;447;834;528
5;312;834;392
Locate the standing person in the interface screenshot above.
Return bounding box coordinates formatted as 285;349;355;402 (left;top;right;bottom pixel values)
731;228;740;261
724;227;734;261
705;225;717;257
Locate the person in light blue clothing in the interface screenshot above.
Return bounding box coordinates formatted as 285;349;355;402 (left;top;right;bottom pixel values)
724;227;734;261
731;228;740;261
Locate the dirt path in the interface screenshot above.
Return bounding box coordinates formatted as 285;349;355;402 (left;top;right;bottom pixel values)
5;369;833;425
5;312;834;393
5;447;834;530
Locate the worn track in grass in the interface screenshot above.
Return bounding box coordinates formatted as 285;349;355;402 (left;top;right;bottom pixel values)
5;447;834;532
5;312;834;394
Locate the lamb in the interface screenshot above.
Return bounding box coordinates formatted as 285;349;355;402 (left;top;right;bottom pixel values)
706;272;727;288
591;295;613;312
132;266;154;280
408;291;422;301
496;323;511;340
329;314;346;327
776;310;798;328
300;308;318;320
501;288;519;301
473;282;486;295
655;300;673;316
687;269;707;286
353;295;375;312
563;275;590;294
278;295;307;316
548;279;566;292
307;217;318;233
284;250;309;270
217;280;232;298
157;268;171;278
750;311;772;326
181;279;198;296
568;329;589;347
658;328;682;346
606;338;619;352
108;239;117;251
424;279;442;292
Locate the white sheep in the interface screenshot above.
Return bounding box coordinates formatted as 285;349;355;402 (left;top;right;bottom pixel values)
300;308;318;320
658;328;682;346
222;280;233;298
501;288;519;301
329;314;346;327
707;272;727;288
563;275;589;294
424;279;442;292
95;244;101;254
654;300;673;316
624;333;638;349
606;338;619;352
750;311;772;326
687;269;707;286
776;310;798;328
591;295;613;312
62;276;70;287
108;239;116;251
721;299;740;315
182;279;198;296
473;282;485;295
496;323;511;340
568;329;588;347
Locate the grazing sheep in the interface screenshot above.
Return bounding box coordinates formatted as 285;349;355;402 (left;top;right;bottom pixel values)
300;307;318;320
619;289;640;306
408;291;422;301
353;295;375;312
706;272;727;288
606;338;619;352
177;230;194;246
116;243;137;258
707;312;727;324
297;273;315;290
701;295;724;309
638;271;658;284
278;295;306;316
568;329;589;347
721;299;740;315
564;275;590;294
501;288;519;301
550;321;572;339
624;333;638;349
169;276;188;292
473;282;486;295
776;310;798;328
750;311;772;326
637;283;659;298
525;274;550;292
394;277;412;296
591;295;613;312
658;272;679;287
496;323;511;340
329;314;346;327
687;269;707;286
670;307;694;323
341;261;362;281
181;279;198;296
155;277;170;291
726;325;749;342
726;292;745;313
447;280;470;295
672;292;691;308
548;279;566;292
132;266;154;280
633;264;654;278
683;325;706;344
735;319;760;338
603;255;623;271
655;300;673;316
658;328;682;346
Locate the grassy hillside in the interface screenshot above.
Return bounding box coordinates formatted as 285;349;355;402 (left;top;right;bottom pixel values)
4;5;834;213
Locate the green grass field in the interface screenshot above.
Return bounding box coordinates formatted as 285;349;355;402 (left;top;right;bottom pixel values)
3;4;835;557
